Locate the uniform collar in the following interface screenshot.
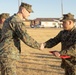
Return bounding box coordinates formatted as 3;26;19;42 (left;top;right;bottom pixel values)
64;26;76;33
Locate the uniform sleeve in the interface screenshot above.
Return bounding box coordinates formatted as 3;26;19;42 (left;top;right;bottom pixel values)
44;31;62;48
0;29;2;39
11;22;40;49
60;39;76;57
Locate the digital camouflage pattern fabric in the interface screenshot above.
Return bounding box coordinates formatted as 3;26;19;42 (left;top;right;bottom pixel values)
0;13;10;39
0;24;2;39
0;13;9;19
20;2;33;13
0;14;40;75
44;27;76;75
60;13;75;22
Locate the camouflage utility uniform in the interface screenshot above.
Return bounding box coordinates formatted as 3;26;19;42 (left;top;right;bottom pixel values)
44;27;76;75
0;23;3;39
0;14;40;75
0;13;9;39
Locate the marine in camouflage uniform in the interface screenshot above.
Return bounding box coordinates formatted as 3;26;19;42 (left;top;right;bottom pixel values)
41;13;76;75
0;13;9;39
0;2;40;75
0;13;9;75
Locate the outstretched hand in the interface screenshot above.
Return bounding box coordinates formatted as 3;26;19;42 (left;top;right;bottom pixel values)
49;51;71;59
53;51;60;57
39;43;45;50
49;51;60;57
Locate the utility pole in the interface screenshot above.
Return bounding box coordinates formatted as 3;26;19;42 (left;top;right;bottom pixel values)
18;0;21;8
61;0;63;17
21;0;23;2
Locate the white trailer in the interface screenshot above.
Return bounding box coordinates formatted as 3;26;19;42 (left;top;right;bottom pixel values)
40;21;59;28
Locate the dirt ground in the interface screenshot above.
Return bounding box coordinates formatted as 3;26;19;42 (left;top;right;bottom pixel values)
17;28;65;75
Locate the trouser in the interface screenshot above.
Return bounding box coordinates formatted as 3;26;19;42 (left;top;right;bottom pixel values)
64;65;76;75
0;58;17;75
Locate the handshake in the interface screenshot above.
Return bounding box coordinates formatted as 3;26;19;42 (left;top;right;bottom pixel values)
39;43;60;58
39;43;45;50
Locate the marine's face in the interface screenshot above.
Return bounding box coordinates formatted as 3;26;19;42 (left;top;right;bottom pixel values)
62;20;74;30
22;8;30;19
0;18;6;24
62;21;69;30
2;18;6;23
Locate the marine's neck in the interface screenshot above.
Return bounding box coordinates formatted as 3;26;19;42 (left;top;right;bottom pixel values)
17;12;23;20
